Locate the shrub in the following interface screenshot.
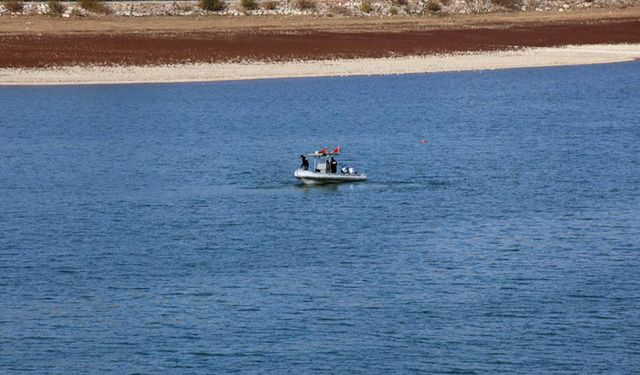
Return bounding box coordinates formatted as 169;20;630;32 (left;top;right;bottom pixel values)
426;0;441;12
262;0;279;9
490;0;520;10
295;0;315;10
241;0;258;9
330;4;349;15
48;0;64;15
3;0;24;12
77;0;111;15
78;0;96;10
200;0;226;11
360;0;372;13
389;6;398;15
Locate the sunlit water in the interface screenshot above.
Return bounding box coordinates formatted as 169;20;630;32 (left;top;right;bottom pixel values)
1;62;640;373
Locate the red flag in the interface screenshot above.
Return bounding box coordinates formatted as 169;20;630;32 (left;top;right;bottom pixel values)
319;147;328;155
333;146;341;154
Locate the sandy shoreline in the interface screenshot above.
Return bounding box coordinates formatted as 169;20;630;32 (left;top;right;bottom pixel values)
1;44;639;86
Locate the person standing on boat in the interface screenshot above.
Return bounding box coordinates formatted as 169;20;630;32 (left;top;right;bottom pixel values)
330;157;338;173
300;155;309;171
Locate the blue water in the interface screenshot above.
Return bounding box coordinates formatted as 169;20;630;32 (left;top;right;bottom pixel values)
1;62;640;373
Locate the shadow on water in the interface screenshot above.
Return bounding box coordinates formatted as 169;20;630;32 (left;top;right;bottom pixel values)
237;176;453;194
365;179;454;192
239;181;345;192
294;183;341;192
240;179;453;192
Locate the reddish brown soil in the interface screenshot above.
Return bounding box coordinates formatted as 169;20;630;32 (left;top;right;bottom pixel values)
1;18;640;68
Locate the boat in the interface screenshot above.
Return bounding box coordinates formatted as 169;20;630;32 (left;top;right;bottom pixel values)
294;147;367;185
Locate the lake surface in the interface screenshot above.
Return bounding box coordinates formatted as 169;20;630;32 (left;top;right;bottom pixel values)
1;62;640;373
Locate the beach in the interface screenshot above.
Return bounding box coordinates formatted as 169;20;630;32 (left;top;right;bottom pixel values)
1;44;639;85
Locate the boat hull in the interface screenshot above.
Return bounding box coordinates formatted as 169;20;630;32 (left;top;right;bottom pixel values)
294;169;367;185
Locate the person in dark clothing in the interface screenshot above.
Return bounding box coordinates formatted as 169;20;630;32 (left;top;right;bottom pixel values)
330;157;338;173
300;155;309;170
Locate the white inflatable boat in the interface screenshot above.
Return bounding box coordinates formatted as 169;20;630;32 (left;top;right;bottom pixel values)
294;147;367;185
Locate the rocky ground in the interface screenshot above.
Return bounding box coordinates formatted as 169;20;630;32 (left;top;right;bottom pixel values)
0;0;638;17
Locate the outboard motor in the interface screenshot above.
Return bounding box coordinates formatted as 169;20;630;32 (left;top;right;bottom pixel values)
348;167;357;175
